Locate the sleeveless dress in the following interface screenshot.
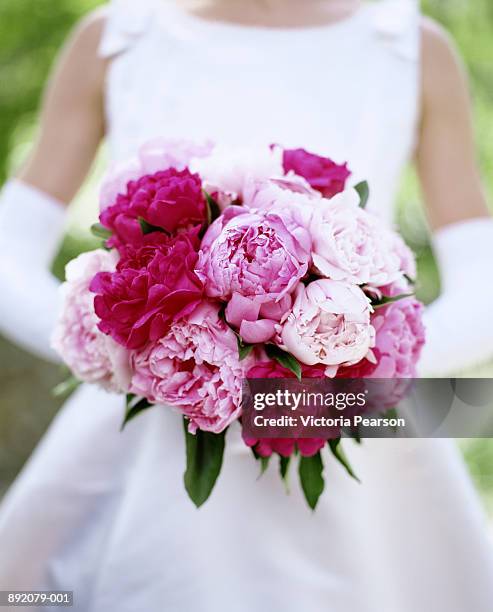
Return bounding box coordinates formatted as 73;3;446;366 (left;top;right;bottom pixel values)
1;1;493;610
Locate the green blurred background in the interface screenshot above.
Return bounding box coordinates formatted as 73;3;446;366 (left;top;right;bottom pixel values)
0;0;492;512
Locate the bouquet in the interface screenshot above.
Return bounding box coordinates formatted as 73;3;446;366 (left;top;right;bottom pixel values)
52;140;425;509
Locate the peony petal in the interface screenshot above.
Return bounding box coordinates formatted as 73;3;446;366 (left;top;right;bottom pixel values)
239;318;276;344
225;293;260;328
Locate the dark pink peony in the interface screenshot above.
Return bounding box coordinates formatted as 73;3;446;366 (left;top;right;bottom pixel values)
246;360;325;379
335;352;380;378
100;168;206;249
90;234;203;350
243;436;325;458
243;360;326;458
282;148;351;198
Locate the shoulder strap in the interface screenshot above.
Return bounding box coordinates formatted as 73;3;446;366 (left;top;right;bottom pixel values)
99;0;157;58
371;0;420;61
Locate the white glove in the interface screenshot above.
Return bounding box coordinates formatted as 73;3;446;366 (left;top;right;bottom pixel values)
0;180;66;363
418;217;493;376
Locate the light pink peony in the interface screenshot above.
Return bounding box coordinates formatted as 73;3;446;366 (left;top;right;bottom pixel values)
243;176;318;230
130;302;248;433
100;139;213;211
190;144;283;202
310;189;405;286
52;250;131;392
138;138;214;175
279;279;374;368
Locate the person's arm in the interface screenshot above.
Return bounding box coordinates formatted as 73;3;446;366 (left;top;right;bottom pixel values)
416;18;493;375
0;10;108;362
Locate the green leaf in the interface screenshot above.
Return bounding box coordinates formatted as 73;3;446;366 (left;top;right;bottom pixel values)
354;181;369;209
265;345;302;381
138;218;163;235
328;438;360;482
280;456;290;480
259;456;270;477
372;293;414;309
381;407;399;433
298;452;325;510
280;455;291;480
90;223;112;240
250;447;271;478
183;419;226;507
236;335;254;360
280;455;291;493
203;190;221;224
52;375;81;398
351;426;362;444
121;394;153;430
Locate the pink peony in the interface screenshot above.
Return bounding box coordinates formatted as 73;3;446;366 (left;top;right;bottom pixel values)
368;284;425;377
199;207;311;303
243;177;318;230
100;139;213;211
279;279;374;369
90;234;203;350
130;302;248;433
310;189;406;286
198;207;311;343
100;168;206;249
52;250;131;392
190;144;283;202
282;148;351;198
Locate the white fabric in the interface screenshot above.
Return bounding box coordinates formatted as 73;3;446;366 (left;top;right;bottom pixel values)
101;0;420;226
419;218;493;376
1;1;493;611
0;180;65;363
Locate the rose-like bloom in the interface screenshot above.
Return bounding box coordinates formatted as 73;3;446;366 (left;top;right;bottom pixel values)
200;208;311;302
279;279;374;368
282;148;351;198
130;302;248;433
310;189;406;286
90;234;203;350
52;250;131;392
100;168;206;249
100;139;213;211
190;144;283;202
199;207;311;342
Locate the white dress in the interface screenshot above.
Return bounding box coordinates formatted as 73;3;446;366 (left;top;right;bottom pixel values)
1;1;493;610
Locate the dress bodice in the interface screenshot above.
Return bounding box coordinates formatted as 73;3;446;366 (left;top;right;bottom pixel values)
99;0;420;223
